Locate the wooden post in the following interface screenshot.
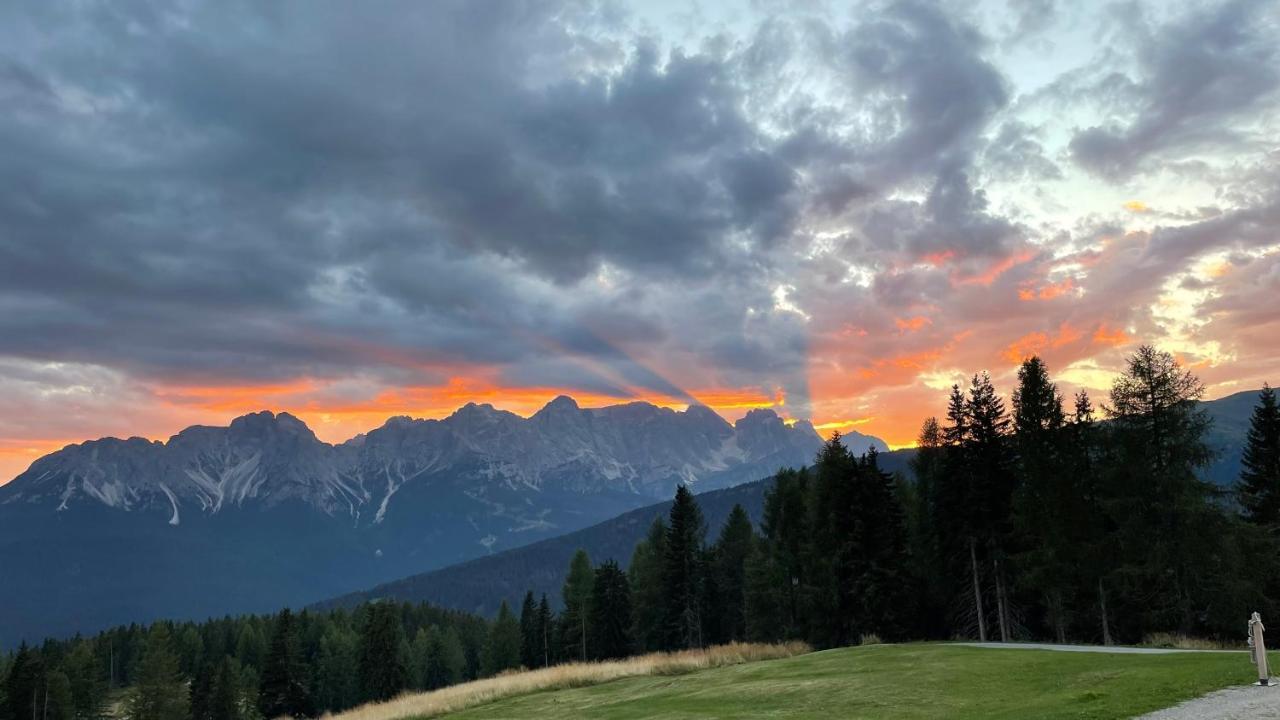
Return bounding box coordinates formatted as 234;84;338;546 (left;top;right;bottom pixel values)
1251;612;1269;686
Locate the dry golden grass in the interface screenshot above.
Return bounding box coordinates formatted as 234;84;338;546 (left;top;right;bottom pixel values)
324;641;810;720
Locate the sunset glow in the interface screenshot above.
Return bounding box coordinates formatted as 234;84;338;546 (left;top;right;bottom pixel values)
1;0;1277;484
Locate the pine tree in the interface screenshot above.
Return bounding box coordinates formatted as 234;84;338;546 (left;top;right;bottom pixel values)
2;643;44;720
534;596;553;669
709;505;754;642
758;468;809;639
408;629;431;691
907;417;949;639
852;448;915;641
357;603;408;703
1010;356;1074;642
627;518;668;652
481;603;522;676
207;658;242;720
124;625;189;720
62;641;106;720
188;664;213;720
589;561;633;659
808;435;857;648
1240;384;1280;525
662;486;707;650
313;627;358;712
257;609;313;719
424;628;465;690
560;550;593;662
518;592;538;670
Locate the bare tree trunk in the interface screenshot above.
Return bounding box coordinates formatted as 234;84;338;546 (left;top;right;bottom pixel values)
1099;578;1113;646
1052;592;1066;644
580;614;587;662
970;538;987;642
993;557;1010;643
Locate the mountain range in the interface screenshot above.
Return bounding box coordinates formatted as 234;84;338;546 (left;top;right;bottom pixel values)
0;389;1259;647
0;397;878;645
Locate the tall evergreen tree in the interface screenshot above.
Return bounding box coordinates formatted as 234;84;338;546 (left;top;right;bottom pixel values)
2;644;44;720
357;604;408;703
709;505;754;643
757;468;809;639
124;626;189;720
257;609;313;719
207;658;242;720
42;671;74;720
481;603;521;676
1106;345;1219;635
518;592;539;670
662;486;707;650
851;448;915;641
809;435;858;648
313;627;358;712
1010;356;1075;642
589;561;633;659
62;641;105;720
425;628;466;690
906;417;949;639
1240;384;1280;525
627;518;668;652
534;596;553;669
560;550;594;662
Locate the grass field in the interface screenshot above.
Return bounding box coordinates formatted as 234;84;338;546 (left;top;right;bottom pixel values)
438;643;1268;720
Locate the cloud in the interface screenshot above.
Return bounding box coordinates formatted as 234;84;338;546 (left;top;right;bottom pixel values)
0;0;1277;476
1067;0;1280;180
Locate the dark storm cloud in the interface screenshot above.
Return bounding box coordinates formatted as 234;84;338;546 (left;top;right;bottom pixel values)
1068;0;1280;180
0;0;1019;398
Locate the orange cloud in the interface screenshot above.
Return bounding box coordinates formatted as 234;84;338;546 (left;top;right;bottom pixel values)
1124;200;1151;213
1017;277;1077;301
953;250;1035;287
894;316;932;332
1001;322;1083;363
1093;324;1130;347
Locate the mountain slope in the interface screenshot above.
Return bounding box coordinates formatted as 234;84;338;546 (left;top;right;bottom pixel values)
0;398;835;645
312;448;915;617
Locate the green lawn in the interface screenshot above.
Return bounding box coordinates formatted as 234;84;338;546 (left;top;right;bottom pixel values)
441;643;1266;719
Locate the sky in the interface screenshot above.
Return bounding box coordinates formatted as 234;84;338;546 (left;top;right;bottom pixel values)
1;0;1278;483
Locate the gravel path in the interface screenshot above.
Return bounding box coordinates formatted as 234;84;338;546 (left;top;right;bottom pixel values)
1133;683;1280;719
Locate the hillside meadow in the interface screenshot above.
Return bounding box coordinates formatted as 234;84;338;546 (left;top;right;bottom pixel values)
329;643;1268;720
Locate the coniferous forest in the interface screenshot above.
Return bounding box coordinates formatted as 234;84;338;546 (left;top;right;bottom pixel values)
3;346;1279;720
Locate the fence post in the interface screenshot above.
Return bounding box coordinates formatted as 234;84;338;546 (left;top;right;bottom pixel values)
1250;612;1269;686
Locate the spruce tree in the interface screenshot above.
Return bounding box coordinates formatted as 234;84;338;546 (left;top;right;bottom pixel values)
124;625;189;720
627;518;668;652
313;627;358;712
758;468;809;639
808;435;857;648
560;550;594;662
43;671;74;720
207;658;241;720
518;592;538;670
534;596;553;668
257;609;313;719
423;628;465;689
1240;384;1280;525
408;629;432;691
709;505;754;642
357;603;408;703
63;641;106;720
2;644;44;720
589;561;633;659
662;486;707;650
481;603;522;676
852;448;915;641
1010;356;1074;642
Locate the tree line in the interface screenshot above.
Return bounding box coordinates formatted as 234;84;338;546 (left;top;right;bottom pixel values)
3;345;1278;720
